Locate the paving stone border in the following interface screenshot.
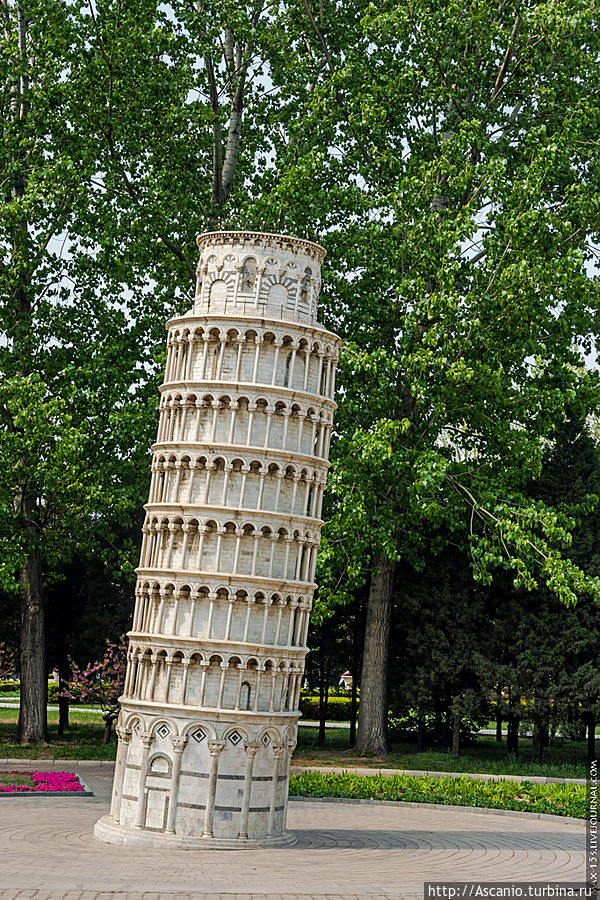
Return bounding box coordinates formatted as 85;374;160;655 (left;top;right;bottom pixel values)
0;767;585;894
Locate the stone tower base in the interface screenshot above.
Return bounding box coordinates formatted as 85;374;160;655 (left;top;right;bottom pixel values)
93;815;296;849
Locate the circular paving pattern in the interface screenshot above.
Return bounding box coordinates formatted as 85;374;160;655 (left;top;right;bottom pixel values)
0;766;586;899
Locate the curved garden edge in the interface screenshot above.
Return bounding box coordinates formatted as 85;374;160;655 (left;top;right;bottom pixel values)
288;769;586;820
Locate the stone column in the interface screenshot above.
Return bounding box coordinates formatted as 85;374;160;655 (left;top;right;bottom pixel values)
203;740;226;837
134;732;155;829
166;735;189;833
110;725;132;822
238;742;260;839
267;745;284;836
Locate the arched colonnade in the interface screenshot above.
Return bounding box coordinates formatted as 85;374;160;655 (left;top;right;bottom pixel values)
165;325;337;400
156;391;333;460
149;452;326;518
132;581;310;649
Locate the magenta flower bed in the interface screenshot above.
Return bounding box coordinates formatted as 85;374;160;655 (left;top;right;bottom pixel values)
0;770;84;793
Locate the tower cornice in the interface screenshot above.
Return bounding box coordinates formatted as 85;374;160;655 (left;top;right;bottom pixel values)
196;230;326;264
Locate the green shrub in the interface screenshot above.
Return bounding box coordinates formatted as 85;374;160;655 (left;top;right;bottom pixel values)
299;694;356;721
47;683;81;704
0;681;19;694
47;683;60;703
289;771;585;819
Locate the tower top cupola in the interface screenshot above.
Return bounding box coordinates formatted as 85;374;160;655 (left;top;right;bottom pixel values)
195;230;326;324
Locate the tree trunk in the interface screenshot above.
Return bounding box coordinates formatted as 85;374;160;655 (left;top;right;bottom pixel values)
587;712;596;761
317;651;329;748
103;712;115;745
356;555;396;756
57;663;69;736
532;695;543;761
417;709;427;752
16;545;48;744
542;700;550;750
102;705;120;746
550;701;557;744
534;697;549;761
58;694;69;736
349;662;358;747
451;708;461;757
496;687;503;741
506;705;519;757
11;7;45;747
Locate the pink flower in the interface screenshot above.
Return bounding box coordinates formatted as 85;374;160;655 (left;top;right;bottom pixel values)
0;770;84;793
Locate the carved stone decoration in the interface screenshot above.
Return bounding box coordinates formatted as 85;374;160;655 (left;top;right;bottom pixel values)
94;230;340;849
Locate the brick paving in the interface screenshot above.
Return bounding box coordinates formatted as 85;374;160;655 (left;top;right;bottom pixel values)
0;763;585;900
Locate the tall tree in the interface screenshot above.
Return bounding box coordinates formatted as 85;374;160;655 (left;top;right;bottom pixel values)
269;0;600;753
0;0;93;742
0;0;165;742
0;0;312;742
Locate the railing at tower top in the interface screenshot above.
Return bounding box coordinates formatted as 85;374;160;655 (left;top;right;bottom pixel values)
193;295;322;327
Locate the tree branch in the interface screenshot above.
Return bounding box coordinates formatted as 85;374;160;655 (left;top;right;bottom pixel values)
300;0;375;167
489;13;522;106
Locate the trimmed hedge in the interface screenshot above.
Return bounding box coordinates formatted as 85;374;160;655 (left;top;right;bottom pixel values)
299;694;356;721
289;770;586;819
1;682;86;704
290;771;587;819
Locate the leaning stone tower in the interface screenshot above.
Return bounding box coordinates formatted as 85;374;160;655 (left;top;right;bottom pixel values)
95;231;340;848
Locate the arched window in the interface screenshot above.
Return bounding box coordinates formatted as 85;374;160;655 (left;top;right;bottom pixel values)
210;343;220;379
284;351;292;387
320;359;327;394
240;681;251;710
241;258;257;292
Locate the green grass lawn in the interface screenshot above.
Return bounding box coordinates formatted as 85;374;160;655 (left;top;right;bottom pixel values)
295;725;587;779
0;706;589;777
0;707;116;760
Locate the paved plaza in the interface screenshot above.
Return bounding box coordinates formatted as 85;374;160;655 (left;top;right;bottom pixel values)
0;763;585;900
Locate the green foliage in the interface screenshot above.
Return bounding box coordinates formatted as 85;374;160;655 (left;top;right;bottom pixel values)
46;683;60;704
295;726;588;779
272;0;600;609
47;682;84;704
289;771;586;819
0;711;117;760
2;0;600;754
300;693;356;721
